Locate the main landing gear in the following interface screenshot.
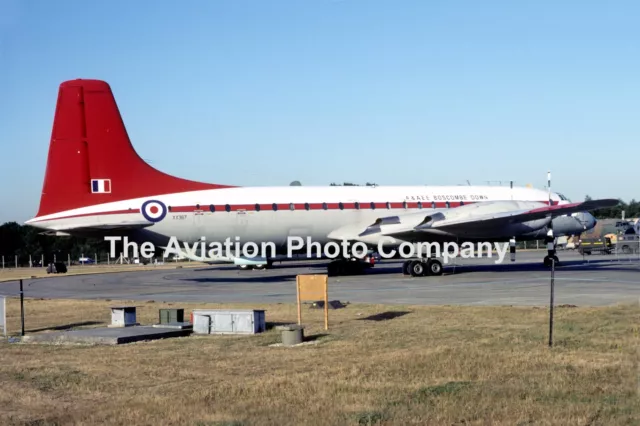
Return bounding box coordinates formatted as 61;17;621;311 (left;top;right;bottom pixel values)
237;258;273;270
327;257;375;276
402;258;443;277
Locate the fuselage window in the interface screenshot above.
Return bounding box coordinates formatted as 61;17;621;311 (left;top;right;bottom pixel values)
322;202;328;210
255;203;261;212
225;204;230;212
402;201;407;209
272;203;278;211
370;202;376;210
385;202;390;209
168;206;172;212
355;202;360;210
446;201;450;208
209;204;215;213
196;204;200;210
460;201;464;206
431;201;436;209
417;201;422;209
289;203;295;210
304;202;310;211
339;202;344;210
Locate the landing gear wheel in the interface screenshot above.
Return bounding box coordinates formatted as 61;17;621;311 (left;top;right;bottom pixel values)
328;259;365;276
402;260;412;275
543;256;560;267
327;262;339;277
426;259;443;276
409;260;425;277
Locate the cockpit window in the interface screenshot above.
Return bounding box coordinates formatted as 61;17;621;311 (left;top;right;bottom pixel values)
557;193;571;202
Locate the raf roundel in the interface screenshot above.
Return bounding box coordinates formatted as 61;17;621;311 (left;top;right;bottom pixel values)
141;200;167;223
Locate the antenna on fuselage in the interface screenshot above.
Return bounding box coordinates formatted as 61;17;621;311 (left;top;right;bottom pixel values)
547;171;551;205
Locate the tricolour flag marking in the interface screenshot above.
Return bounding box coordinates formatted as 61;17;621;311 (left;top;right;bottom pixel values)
91;179;111;193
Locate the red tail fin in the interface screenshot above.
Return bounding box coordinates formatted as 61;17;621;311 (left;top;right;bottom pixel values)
36;79;231;217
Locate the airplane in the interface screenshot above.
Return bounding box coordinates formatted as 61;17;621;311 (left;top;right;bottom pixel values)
25;79;618;277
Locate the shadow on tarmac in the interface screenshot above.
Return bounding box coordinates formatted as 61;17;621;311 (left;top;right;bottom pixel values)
183;258;637;283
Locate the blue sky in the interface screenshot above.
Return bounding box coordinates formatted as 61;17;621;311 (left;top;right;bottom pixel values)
1;0;638;223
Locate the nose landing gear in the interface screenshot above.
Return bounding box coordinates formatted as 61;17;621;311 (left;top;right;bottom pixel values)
543;232;560;268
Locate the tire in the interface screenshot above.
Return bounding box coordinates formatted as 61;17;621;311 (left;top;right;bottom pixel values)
327;262;338;277
409;260;425;277
402;260;412;275
427;259;443;276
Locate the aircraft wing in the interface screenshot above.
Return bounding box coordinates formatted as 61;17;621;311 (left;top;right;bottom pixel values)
419;199;619;232
328;198;619;243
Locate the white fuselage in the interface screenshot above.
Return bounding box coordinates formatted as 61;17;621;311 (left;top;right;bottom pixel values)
28;185;565;249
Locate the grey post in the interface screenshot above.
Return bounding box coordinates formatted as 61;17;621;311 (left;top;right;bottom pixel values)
20;279;25;336
0;296;6;338
549;258;555;347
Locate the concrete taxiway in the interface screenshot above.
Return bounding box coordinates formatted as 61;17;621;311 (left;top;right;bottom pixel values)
0;251;638;307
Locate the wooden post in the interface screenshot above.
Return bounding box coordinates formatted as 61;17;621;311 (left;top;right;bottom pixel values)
296;276;302;325
324;278;329;330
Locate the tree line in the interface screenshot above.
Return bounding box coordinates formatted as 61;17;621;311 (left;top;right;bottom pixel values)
0;222;109;266
1;196;636;265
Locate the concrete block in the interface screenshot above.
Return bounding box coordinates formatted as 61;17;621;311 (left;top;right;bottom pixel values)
276;324;305;346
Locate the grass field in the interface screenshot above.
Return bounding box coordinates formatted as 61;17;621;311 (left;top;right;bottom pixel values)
0;298;638;425
0;262;206;283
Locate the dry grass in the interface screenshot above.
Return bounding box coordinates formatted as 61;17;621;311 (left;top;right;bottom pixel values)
0;262;206;282
0;298;638;425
